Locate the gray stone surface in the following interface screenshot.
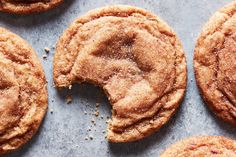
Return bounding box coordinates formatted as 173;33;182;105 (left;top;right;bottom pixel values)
0;0;235;157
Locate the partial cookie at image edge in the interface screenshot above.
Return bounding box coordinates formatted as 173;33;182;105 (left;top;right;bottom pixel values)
160;136;236;157
0;0;64;14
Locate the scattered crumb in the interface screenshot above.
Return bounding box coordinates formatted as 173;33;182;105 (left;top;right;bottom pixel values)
84;111;87;115
50;110;54;114
89;136;93;140
96;103;100;107
42;54;47;59
85;137;88;140
66;95;72;104
102;130;106;134
44;47;50;53
68;85;72;90
94;111;99;117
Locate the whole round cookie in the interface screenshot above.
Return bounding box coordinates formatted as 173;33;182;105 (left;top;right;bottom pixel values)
0;0;63;14
0;28;47;154
54;5;187;142
194;1;236;126
161;136;236;157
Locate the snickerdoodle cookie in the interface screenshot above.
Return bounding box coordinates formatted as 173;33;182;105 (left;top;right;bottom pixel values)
54;5;187;142
0;27;47;155
0;0;63;14
194;1;236;126
161;136;236;157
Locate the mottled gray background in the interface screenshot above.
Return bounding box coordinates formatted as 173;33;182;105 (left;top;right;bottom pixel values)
0;0;235;157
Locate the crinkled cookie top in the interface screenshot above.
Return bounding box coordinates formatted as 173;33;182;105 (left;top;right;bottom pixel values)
54;5;187;142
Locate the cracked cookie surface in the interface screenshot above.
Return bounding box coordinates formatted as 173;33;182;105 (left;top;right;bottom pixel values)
0;27;47;155
0;0;63;14
194;1;236;126
160;136;236;157
53;5;187;142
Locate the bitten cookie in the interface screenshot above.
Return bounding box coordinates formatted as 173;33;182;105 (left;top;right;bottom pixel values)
194;1;236;126
0;27;47;155
0;0;63;14
54;5;187;142
161;136;236;157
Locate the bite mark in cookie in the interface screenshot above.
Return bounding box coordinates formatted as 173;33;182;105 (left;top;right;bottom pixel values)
53;5;187;142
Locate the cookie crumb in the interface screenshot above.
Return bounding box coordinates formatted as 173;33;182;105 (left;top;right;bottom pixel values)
96;103;100;107
66;95;72;104
44;47;50;53
42;54;47;59
94;111;99;117
91;119;95;123
68;85;72;90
